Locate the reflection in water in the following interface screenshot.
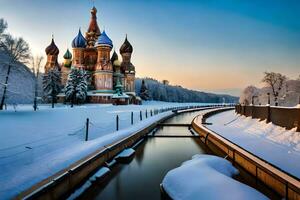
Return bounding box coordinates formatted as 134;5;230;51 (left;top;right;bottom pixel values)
80;137;210;200
134;140;146;166
163;110;205;124
77;110;211;200
77;109;279;200
155;126;192;136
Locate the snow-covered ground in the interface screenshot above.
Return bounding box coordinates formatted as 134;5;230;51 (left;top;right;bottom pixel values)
203;110;300;178
0;101;212;199
162;154;267;200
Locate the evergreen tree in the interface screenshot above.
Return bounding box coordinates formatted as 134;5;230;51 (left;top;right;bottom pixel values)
65;68;87;107
134;78;238;103
43;68;61;108
140;79;150;100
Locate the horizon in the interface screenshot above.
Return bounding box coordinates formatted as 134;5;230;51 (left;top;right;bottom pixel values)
0;0;299;96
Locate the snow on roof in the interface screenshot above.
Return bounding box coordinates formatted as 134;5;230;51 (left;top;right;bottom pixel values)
162;154;267;200
112;93;129;99
125;92;136;96
87;92;113;97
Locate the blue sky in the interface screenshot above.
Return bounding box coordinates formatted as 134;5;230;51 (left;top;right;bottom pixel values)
0;0;299;96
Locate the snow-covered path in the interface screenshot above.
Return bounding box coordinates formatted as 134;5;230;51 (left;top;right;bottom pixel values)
0;101;210;199
204;110;300;179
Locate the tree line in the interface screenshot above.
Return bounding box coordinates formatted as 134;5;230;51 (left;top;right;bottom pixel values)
136;78;238;103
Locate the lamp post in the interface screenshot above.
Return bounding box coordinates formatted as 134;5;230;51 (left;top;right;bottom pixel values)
252;95;258;105
267;93;270;105
275;91;279;106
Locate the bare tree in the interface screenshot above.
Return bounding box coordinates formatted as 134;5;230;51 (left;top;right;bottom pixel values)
0;34;31;110
0;18;7;41
31;56;43;111
1;18;31;109
262;72;287;106
140;79;150;100
239;85;260;105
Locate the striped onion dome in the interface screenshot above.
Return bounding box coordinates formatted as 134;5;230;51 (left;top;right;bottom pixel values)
63;48;72;59
119;35;133;54
96;30;113;48
45;38;59;55
72;29;87;48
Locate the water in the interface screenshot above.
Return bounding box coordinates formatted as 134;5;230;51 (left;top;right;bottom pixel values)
77;110;280;200
78;110;210;200
163;110;204;124
84;137;209;200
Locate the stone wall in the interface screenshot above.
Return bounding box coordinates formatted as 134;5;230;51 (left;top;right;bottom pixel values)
235;105;300;131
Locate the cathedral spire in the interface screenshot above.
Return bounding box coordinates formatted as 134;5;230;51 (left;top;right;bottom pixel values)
86;6;101;48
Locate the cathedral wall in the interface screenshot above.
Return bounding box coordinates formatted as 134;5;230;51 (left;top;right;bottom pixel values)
61;66;70;87
125;74;135;92
45;55;57;73
96;47;112;71
94;72;113;90
73;48;84;67
83;48;97;71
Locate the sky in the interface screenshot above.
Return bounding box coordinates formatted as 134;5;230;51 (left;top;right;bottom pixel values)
0;0;299;96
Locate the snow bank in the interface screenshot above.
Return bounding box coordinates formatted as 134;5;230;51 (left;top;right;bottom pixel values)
89;167;110;182
162;155;267;200
115;148;135;159
67;167;110;200
205;110;300;178
0;102;210;199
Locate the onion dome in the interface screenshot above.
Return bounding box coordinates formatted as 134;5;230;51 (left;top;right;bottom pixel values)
113;59;121;67
111;50;118;63
63;48;72;59
45;38;59;55
96;30;113;48
72;29;87;48
119;35;133;54
87;6;101;36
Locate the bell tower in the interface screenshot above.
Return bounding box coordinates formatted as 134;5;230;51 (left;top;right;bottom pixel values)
85;6;101;48
72;29;87;69
94;31;114;90
120;35;135;93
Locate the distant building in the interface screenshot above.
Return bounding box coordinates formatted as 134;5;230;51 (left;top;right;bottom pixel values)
44;6;138;104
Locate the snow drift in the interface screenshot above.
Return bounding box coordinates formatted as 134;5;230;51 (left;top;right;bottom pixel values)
206;110;300;178
162;154;267;200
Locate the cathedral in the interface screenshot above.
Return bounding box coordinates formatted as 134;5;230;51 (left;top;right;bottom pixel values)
44;6;139;105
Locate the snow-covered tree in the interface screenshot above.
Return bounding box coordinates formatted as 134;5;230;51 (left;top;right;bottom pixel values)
0;18;7;40
262;72;286;106
0;18;31;110
135;78;238;103
239;85;260;105
139;79;150;100
43;68;61;108
65;68;87;107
